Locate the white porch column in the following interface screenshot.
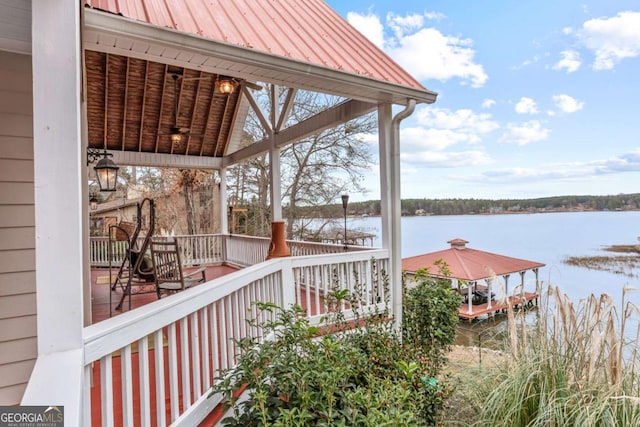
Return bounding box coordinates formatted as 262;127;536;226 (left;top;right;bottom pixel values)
377;104;392;249
22;0;84;425
377;103;393;303
269;86;282;222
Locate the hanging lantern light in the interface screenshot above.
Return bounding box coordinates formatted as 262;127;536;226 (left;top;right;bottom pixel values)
88;148;119;192
89;194;98;211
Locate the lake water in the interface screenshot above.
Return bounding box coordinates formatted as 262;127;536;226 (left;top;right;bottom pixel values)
348;210;640;303
344;211;640;344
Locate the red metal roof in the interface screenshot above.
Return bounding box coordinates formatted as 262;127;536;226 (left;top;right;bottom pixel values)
84;0;427;91
402;239;545;281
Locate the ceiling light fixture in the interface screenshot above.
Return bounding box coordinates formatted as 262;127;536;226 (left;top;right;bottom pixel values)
170;132;182;144
217;78;236;94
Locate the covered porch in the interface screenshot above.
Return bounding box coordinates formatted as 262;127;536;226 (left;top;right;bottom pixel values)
19;1;437;425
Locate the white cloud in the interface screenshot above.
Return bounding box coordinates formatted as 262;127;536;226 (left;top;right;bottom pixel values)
515;97;539;115
513;55;541;70
387;13;425;38
346;12;385;48
481;99;496;109
553;50;582;73
347;12;488;87
395;107;499;167
415;107;499;134
424;11;446;21
499;120;550;145
577;11;640;70
594;149;640;173
464;149;640;184
401;150;492;167
390;28;488;87
552;94;584;113
402;127;470;151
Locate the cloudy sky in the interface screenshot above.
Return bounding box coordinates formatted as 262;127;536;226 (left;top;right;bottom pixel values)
325;0;640;200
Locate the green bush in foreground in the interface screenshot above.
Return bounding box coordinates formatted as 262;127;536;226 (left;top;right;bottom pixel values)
211;277;460;426
403;270;463;373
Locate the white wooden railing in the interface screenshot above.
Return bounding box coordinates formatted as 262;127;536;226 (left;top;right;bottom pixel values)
82;249;389;426
89;234;372;268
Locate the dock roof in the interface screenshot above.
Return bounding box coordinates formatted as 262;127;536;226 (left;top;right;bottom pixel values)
402;238;545;282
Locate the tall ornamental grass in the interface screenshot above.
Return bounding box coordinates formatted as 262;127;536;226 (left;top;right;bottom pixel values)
475;284;640;426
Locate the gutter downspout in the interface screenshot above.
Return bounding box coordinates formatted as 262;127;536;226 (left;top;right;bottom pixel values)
390;99;416;332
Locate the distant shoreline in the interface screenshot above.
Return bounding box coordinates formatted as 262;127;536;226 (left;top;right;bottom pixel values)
409;208;640;217
342;208;640;219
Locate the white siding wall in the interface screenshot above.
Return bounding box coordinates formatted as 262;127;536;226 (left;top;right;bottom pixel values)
0;1;31;54
0;50;35;405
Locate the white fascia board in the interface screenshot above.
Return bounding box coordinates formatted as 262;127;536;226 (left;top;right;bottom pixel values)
82;9;437;106
111;150;222;169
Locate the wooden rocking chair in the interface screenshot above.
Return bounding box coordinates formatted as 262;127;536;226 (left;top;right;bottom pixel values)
150;239;206;299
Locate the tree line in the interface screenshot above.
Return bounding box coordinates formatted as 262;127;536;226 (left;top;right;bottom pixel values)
303;193;640;218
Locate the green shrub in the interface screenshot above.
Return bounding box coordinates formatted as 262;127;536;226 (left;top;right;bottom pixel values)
210;264;464;426
402;270;463;373
211;300;453;425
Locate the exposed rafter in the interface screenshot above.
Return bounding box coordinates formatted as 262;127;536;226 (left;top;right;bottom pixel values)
222;99;377;167
275;88;297;133
85;51;243;159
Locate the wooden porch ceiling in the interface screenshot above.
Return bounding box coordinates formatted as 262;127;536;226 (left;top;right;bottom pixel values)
85;50;243;158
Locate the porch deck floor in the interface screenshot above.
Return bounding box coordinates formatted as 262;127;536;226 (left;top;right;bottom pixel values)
90;265;239;323
458;291;539;322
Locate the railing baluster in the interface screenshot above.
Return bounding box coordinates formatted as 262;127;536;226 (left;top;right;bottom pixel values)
190;312;201;400
211;302;220;381
220;297;229;370
121;345;134;427
100;354;114;427
83;364;92;427
180;317;191;410
138;336;151;427
313;265;320;317
167;323;179;421
232;292;240;361
201;307;211;391
154;328;167;427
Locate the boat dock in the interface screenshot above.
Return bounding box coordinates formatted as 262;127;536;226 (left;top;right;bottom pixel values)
458;291;539;322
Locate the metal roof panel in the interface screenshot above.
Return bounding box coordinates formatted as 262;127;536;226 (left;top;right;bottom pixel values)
84;0;428;92
402;240;546;281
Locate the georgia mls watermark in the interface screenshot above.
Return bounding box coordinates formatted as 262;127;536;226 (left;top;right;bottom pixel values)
0;406;64;427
